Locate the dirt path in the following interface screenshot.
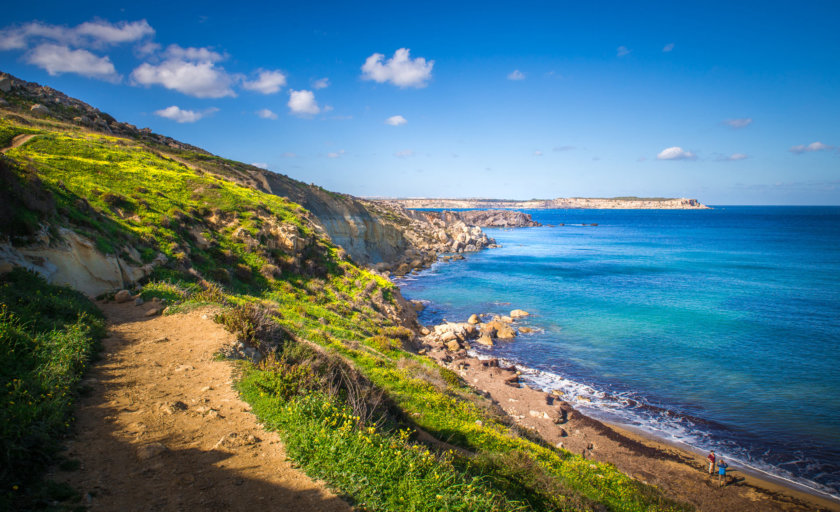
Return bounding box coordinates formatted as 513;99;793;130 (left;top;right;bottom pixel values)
53;301;352;512
1;133;36;153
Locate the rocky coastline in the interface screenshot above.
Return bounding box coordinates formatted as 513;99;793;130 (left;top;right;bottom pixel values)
412;309;838;511
379;197;709;210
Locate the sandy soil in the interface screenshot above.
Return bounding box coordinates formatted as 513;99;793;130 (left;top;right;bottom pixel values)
1;133;36;153
51;301;351;512
423;341;840;512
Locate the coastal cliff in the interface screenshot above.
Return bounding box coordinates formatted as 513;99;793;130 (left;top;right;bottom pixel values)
381;196;709;209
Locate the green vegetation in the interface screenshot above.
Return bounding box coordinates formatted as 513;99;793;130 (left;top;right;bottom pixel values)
0;108;690;511
0;269;105;509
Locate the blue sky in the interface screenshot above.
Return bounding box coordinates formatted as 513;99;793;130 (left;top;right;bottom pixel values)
1;1;838;204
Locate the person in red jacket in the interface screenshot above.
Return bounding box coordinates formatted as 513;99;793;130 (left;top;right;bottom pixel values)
707;450;716;475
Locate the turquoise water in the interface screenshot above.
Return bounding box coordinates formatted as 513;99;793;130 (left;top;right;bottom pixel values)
398;206;840;498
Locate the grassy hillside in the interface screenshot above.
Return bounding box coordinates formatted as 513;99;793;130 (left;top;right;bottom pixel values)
0;86;689;511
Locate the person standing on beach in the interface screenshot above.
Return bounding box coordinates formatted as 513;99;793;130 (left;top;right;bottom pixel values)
718;459;729;487
707;450;716;475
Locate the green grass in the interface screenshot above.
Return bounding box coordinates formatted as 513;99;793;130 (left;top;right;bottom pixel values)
0;269;105;509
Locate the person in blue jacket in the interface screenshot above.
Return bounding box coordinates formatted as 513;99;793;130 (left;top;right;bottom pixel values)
717;458;729;487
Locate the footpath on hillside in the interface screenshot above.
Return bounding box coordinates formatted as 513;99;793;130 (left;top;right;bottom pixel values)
51;301;352;512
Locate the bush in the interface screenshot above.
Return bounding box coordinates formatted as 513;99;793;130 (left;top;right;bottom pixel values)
215;303;285;352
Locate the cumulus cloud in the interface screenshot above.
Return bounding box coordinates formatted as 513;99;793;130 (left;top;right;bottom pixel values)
617;45;631;57
312;77;329;89
131;58;236;98
394;149;415;158
723;118;753;129
163;44;225;62
251;162;269;169
287;89;320;116
507;69;525;80
385;115;407;126
243;69;287;94
75;19;155;45
361;48;433;88
26;43;119;81
657;146;696;160
327;150;345;158
256;108;278;120
0;19;154;50
663;43;675;52
154;105;218;123
790;141;833;154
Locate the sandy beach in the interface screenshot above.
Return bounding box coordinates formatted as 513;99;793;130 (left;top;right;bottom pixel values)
418;331;840;512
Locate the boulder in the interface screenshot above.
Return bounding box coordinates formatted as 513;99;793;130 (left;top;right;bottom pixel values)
519;327;533;334
510;309;530;318
114;289;132;303
30;103;50;116
476;335;494;347
445;340;462;352
0;77;11;93
483;320;516;339
467;314;480;324
501;315;513;323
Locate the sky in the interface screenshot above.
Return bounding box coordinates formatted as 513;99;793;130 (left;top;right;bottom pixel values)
1;1;838;205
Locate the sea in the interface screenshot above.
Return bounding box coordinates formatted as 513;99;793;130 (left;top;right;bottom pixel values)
397;206;840;500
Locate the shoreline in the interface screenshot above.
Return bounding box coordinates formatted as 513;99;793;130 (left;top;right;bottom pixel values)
413;319;840;512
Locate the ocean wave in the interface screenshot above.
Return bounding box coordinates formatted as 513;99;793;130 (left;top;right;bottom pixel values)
466;349;840;501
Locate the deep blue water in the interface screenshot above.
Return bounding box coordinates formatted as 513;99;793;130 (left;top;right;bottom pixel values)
398;206;840;498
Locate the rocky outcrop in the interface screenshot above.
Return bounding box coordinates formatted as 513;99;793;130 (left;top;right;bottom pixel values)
0;227;166;297
380;197;709;210
424;210;541;228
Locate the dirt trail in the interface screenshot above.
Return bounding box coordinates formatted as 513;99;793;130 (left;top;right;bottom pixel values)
53;301;352;512
1;133;36;153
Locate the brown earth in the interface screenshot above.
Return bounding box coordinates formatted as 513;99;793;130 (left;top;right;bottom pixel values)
425;342;840;512
1;133;36;153
51;301;352;512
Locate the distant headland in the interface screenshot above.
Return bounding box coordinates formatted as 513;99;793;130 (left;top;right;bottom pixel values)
375;196;709;210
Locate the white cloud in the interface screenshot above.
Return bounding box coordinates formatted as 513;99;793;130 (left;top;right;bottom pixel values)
719;153;748;161
154;105;218;123
164;44;225;62
394;149;415;158
657;146;696;160
287;89;320;116
281;152;297;158
26;43;119;81
723;118;753;128
663;43;675;52
507;69;525;80
243;69;287;94
327;150;345;158
312;77;329;89
256;108;278;119
554;145;575;152
385;115;407;126
617;45;631;57
0;19;154;50
361;48;433;88
75;19;155;45
790;141;833;154
131;58;236;98
251;162;269;169
534;150;543;156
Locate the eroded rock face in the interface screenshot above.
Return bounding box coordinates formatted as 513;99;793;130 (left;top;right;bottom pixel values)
0;227;167;297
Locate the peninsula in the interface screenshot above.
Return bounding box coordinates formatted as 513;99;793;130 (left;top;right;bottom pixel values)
378;196;709;209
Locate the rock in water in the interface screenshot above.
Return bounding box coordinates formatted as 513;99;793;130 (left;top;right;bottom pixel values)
510;309;530;318
467;314;481;324
476;335;494;347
